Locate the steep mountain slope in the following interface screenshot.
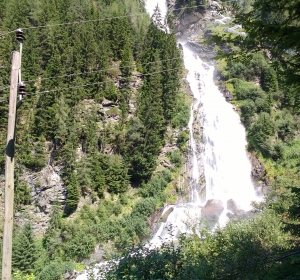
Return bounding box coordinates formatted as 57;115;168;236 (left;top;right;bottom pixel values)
0;0;189;277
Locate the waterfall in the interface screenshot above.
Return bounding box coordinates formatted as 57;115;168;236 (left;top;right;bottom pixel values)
76;2;261;278
147;0;260;244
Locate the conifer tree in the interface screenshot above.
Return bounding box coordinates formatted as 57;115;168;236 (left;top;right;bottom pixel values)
91;154;107;197
12;224;37;275
262;66;278;93
65;171;80;213
106;155;129;193
55;94;70;146
120;40;134;79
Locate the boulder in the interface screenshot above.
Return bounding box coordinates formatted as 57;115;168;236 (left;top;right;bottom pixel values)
201;199;224;223
227;199;241;213
226;199;248;221
251;156;266;181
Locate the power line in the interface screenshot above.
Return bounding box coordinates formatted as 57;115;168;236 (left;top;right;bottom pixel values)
26;67;183;97
22;13;146;31
0;30;16;38
1;55;188;92
23;55;188;84
0;1;239;36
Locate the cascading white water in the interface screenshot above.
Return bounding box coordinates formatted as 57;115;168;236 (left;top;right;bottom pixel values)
147;0;260;244
184;47;260;226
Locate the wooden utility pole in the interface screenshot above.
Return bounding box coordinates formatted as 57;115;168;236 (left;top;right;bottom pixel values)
2;51;20;280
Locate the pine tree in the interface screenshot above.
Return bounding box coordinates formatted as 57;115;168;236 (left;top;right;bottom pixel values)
91;154;107;197
151;5;166;32
12;224;37;275
55;94;70;146
161;33;182;121
106;155;129;194
262;66;278;93
65;171;80;213
120;40;134;79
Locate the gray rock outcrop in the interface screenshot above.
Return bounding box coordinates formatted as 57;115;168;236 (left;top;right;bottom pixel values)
201;199;224;223
16;165;66;236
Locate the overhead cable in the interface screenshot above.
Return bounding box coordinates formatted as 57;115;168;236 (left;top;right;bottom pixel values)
26;67;183;97
23;55;188;84
0;1;238;36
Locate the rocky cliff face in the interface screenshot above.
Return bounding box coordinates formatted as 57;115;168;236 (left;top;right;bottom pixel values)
2;75;142;236
168;0;219;60
16;165;65;236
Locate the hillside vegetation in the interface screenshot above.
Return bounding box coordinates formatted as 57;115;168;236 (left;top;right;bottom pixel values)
97;0;300;279
0;0;189;278
2;0;300;279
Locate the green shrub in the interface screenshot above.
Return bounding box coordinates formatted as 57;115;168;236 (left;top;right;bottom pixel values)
141;175;168;198
132;198;156;218
168;150;183;168
229;78;263;101
177;131;189;150
63;230;96;260
119;193;129;205
106;107;121;117
171;93;190;129
113;203;122;216
103;81;119;101
37;261;74;280
159;169;172;183
240;99;256;126
124;214;149;237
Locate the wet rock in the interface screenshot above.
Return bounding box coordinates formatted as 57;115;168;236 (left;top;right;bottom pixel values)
251;156;266;181
201;199;224;223
217;83;233;101
160;207;174;223
211;1;222;9
227;199;241;213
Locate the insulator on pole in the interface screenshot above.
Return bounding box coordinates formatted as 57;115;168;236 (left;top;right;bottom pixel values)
16;28;24;42
18;82;26;96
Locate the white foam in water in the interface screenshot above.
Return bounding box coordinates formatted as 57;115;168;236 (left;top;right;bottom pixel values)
182;46;261;227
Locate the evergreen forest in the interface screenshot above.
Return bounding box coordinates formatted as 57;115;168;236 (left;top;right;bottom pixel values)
0;0;187;278
98;0;300;279
1;0;300;279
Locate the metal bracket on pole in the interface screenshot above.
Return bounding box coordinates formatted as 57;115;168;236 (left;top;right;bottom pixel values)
16;28;24;101
19;42;23;100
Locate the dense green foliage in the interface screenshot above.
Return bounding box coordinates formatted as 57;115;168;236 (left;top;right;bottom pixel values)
88;0;300;278
0;0;187;278
209;0;300;277
6;0;300;279
98;211;300;279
